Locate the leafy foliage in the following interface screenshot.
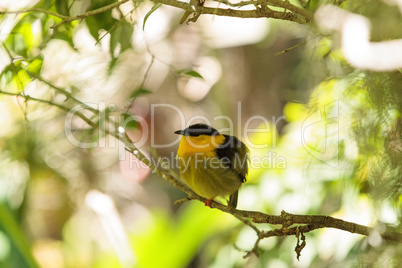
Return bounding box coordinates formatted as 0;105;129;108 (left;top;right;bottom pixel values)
143;3;162;31
0;0;401;267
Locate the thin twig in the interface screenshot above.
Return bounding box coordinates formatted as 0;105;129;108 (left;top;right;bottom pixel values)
124;54;155;113
0;7;70;20
95;19;122;45
26;72;98;113
1;90;401;245
211;0;255;8
51;0;130;28
0;91;72;113
0;0;130;29
244;236;261;258
262;0;313;19
1;44;28;118
0;91;99;131
233;214;261;235
0;0;311;26
174;197;191;205
274;40;307;56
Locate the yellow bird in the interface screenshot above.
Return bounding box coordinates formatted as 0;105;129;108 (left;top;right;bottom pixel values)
175;124;249;208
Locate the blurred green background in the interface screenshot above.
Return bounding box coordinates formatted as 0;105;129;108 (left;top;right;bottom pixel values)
0;0;401;267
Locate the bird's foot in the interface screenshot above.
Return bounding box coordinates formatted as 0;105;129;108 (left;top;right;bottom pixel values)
204;199;213;208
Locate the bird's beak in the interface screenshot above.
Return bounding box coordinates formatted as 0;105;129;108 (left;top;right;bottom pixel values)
174;130;185;135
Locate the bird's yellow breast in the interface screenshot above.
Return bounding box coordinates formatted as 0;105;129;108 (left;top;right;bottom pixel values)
176;133;239;200
177;134;225;157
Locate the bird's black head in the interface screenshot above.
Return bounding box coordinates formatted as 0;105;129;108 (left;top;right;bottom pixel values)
174;124;220;136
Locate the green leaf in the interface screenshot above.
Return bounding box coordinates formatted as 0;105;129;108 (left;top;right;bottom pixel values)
34;0;54;10
0;203;39;268
5;20;33;58
4;13;47;58
52;25;75;47
305;0;320;11
143;3;162;31
27;56;44;75
11;69;31;91
79;127;100;145
56;0;70;16
120;113;138;129
129;88;152;99
0;64;17;86
85;0;116;41
32;11;74;48
109;21;134;59
179;70;204;79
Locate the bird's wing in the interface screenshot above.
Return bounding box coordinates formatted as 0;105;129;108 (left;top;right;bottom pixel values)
216;134;249;183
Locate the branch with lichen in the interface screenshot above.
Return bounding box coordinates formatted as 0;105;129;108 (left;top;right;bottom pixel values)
153;0;312;24
0;0;312;26
0;0;131;28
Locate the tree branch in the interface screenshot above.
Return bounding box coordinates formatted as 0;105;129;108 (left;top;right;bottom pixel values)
0;90;72;113
261;0;313;20
1;85;401;259
0;7;70;20
116;134;402;245
0;0;130;28
51;0;130;28
0;0;311;26
0;90;102;142
154;0;311;24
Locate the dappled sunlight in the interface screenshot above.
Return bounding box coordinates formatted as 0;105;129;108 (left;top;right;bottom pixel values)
0;0;401;267
316;4;402;71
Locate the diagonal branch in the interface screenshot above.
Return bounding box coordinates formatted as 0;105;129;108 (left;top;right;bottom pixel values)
0;90;97;128
1;89;401;246
0;7;70;20
0;0;130;28
117;139;402;244
153;0;311;23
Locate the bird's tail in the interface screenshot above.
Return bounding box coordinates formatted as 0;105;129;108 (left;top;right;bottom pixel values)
228;190;238;208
